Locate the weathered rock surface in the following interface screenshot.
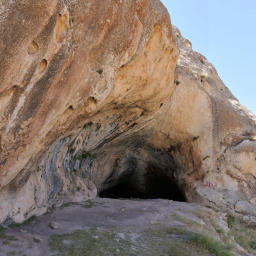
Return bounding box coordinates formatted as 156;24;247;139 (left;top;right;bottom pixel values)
0;0;256;224
172;26;256;213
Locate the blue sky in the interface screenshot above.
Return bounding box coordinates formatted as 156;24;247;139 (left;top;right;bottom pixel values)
161;0;256;115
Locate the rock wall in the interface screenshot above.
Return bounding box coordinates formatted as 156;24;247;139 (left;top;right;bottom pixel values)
172;26;256;220
0;0;256;224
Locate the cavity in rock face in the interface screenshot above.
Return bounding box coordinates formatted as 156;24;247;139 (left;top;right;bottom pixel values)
0;0;256;225
28;41;39;55
99;163;186;201
38;59;47;73
98;145;186;201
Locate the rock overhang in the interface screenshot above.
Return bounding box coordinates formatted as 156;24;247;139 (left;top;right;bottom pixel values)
0;0;256;224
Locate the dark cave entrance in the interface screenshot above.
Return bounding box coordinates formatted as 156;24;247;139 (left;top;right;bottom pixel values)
99;164;186;202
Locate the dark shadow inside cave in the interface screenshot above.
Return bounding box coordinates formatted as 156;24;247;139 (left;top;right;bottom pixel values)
99;164;186;202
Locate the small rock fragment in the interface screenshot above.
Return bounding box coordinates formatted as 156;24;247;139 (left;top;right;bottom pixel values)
242;215;250;221
171;234;188;242
34;236;42;243
49;221;59;230
63;240;72;245
20;229;28;233
116;233;125;239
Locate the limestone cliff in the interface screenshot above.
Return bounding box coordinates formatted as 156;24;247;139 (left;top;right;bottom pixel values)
0;0;256;224
172;26;256;222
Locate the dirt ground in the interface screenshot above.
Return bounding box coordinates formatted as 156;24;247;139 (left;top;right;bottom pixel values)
0;198;254;256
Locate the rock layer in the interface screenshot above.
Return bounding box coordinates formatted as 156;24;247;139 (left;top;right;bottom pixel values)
0;0;256;224
172;25;256;216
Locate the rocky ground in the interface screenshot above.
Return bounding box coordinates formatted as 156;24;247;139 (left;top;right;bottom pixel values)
0;198;256;256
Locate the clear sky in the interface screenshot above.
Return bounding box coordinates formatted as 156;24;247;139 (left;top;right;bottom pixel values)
161;0;256;115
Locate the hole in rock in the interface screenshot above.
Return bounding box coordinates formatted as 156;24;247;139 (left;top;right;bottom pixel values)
89;96;97;104
28;41;39;55
99;165;186;202
38;59;47;73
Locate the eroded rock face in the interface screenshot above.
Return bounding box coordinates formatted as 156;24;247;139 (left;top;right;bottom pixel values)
0;0;256;224
0;0;178;223
172;26;256;214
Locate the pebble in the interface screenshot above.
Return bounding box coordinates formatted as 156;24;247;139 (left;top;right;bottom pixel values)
116;233;125;239
49;221;59;230
34;237;42;243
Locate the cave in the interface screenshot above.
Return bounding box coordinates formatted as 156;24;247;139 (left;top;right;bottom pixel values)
99;163;186;202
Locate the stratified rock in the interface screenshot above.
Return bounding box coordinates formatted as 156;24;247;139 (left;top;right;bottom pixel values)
171;25;256;212
235;201;256;217
0;0;256;224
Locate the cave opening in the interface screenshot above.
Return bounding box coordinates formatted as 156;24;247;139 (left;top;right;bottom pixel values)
99;164;186;202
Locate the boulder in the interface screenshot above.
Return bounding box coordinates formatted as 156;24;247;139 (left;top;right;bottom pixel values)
34;236;42;243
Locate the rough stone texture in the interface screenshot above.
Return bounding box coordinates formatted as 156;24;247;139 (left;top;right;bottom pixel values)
0;0;178;223
235;201;256;217
172;25;256;214
0;0;256;224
